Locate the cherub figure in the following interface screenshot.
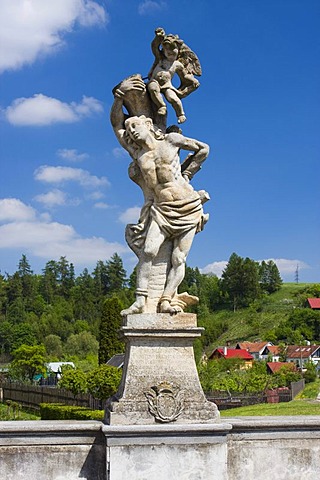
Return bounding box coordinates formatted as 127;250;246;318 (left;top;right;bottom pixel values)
147;27;202;124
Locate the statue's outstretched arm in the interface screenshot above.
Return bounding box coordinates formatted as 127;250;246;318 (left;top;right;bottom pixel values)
110;94;125;138
169;133;209;180
110;76;146;150
148;27;165;79
151;27;165;59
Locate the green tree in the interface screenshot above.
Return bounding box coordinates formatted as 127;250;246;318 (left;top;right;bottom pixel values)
221;253;260;310
57;256;75;298
10;323;37;351
17;254;36;304
58;366;87;397
40;260;59;303
105;253;127;294
92;260;109;296
87;364;122;401
44;334;63;359
259;260;282;294
65;331;99;359
9;344;46;382
72;268;96;323
98;297;124;365
0;321;13;354
303;361;317;383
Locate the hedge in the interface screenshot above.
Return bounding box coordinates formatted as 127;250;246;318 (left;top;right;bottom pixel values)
39;403;104;421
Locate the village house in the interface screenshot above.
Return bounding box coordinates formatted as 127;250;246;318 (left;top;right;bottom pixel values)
236;341;273;360
286;345;320;369
307;298;320;310
260;345;282;362
266;361;297;375
209;347;254;369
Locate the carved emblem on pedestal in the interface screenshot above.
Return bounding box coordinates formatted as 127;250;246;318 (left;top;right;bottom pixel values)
145;381;184;423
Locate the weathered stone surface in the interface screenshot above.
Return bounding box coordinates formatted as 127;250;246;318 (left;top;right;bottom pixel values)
103;423;231;480
0;421;105;480
105;313;219;425
227;416;320;480
1;417;320;479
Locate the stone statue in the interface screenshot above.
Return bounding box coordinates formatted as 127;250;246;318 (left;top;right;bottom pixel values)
147;27;201;124
106;28;220;427
110;30;209;316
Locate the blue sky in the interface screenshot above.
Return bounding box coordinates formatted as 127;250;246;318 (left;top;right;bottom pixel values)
0;0;319;283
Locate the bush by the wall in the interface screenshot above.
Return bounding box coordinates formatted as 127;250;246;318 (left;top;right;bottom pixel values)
39;403;104;421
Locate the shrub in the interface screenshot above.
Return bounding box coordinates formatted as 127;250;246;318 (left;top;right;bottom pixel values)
87;365;122;401
39;403;104;421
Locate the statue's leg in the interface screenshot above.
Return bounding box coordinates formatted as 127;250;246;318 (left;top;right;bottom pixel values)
121;220;166;315
147;80;167;114
164;89;186;124
160;227;196;313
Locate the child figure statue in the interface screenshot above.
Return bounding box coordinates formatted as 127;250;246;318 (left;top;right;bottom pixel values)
147;27;202;124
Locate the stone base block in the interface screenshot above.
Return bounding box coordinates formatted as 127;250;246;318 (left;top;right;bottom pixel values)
103;422;232;480
105;313;219;425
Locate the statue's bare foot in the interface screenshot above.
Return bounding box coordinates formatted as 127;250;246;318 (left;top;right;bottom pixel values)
177;115;186;124
158;106;167;115
160;300;182;314
121;296;145;316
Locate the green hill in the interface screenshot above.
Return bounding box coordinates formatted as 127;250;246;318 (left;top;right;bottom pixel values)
198;283;317;354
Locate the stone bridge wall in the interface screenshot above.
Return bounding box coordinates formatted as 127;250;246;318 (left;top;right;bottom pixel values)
0;416;319;479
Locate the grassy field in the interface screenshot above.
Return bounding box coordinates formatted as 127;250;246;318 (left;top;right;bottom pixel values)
0;402;40;421
220;380;320;417
220;399;320;417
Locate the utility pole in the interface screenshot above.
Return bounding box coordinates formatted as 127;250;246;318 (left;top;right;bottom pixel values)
295;264;299;284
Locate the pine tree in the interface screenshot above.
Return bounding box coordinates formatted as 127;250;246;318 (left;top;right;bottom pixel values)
105;253;127;294
57;256;75;298
259;260;282;294
221;253;260;311
92;260;109;296
98;297;124;365
40;260;59;303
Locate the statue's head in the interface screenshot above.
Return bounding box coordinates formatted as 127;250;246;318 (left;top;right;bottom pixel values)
162;34;181;60
124;116;164;144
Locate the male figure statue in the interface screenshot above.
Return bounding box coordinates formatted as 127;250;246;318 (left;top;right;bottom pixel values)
111;78;209;314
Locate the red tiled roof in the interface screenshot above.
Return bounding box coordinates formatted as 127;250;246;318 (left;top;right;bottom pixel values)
267;362;296;374
237;341;270;353
307;298;320;309
210;348;254;361
267;346;281;355
286;345;320;359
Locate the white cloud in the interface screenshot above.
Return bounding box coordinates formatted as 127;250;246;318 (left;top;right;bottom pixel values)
0;0;108;73
263;258;310;274
138;1;167;15
57;148;89;162
34;165;109;188
201;257;310;278
34;189;80;207
201;261;227;278
5;94;103;126
119;206;141;224
0;198;36;222
0;197;127;267
88;191;105;200
77;0;107;27
34;189;67;207
94;202;109;209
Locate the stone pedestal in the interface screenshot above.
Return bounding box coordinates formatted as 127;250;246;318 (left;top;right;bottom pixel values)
105;313;219;425
103;423;232;480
